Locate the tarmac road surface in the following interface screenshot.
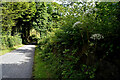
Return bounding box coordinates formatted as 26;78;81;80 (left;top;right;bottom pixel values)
0;45;36;80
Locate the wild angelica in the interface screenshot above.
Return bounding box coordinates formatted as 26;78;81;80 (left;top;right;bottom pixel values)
90;34;104;40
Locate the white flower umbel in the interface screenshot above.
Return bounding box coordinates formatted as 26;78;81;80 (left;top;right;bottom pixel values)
90;34;104;40
73;21;82;28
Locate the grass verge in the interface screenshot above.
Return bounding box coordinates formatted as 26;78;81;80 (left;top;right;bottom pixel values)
0;44;24;56
33;46;56;79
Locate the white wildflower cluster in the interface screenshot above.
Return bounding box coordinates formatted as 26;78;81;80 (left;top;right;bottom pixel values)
73;21;82;28
90;34;104;40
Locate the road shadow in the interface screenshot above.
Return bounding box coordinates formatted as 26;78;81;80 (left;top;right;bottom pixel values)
1;45;35;80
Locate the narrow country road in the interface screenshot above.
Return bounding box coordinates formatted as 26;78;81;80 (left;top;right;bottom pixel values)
0;45;36;80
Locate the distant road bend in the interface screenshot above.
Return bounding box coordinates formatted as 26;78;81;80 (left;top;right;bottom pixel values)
0;45;36;80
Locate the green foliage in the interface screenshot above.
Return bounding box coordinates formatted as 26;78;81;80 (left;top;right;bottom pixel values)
29;34;38;43
0;35;22;50
1;2;36;44
1;1;120;80
33;47;56;78
35;2;120;80
32;2;49;37
32;2;64;38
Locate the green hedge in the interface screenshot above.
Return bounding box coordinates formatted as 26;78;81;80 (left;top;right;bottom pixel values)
0;35;22;50
34;2;120;80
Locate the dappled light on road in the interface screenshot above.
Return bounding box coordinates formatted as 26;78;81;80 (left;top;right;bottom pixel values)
0;45;36;79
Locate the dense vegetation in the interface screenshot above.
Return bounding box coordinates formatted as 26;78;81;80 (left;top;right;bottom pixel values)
0;35;22;49
34;2;120;80
1;1;120;80
0;2;36;50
